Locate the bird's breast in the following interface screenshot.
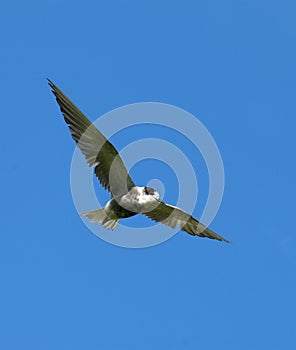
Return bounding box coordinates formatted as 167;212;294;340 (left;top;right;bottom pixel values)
117;187;157;214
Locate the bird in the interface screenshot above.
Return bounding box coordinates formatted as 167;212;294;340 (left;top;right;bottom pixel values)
48;79;229;243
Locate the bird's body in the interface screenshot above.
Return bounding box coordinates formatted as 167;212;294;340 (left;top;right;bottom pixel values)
84;186;160;230
48;79;229;243
113;186;160;214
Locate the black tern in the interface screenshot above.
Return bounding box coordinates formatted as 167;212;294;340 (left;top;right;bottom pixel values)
48;80;229;243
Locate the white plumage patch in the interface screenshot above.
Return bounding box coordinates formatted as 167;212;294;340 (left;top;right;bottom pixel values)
117;187;160;213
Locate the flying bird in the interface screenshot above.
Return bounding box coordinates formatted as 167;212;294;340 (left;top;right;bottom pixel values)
48;80;229;243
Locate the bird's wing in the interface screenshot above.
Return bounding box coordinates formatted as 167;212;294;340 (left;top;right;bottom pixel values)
143;200;229;242
48;79;135;196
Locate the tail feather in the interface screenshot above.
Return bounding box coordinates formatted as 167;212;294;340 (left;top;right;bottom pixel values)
81;209;119;230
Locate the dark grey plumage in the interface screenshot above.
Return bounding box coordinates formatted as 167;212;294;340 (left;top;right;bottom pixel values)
49;79;229;243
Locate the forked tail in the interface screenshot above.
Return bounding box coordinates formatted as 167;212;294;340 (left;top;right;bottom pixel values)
80;209;119;230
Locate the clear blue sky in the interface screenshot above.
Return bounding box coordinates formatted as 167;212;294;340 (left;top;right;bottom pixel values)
1;1;296;349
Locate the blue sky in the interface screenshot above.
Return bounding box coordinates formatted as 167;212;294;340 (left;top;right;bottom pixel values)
1;0;296;349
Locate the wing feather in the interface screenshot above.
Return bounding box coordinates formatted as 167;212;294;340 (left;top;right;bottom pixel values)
143;200;229;242
48;79;135;196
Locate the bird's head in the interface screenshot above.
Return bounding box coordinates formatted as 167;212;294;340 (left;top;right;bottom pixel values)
143;186;160;200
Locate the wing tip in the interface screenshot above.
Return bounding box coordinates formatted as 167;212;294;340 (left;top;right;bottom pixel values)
207;231;230;244
195;232;230;243
47;78;59;99
219;237;231;244
47;77;54;88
